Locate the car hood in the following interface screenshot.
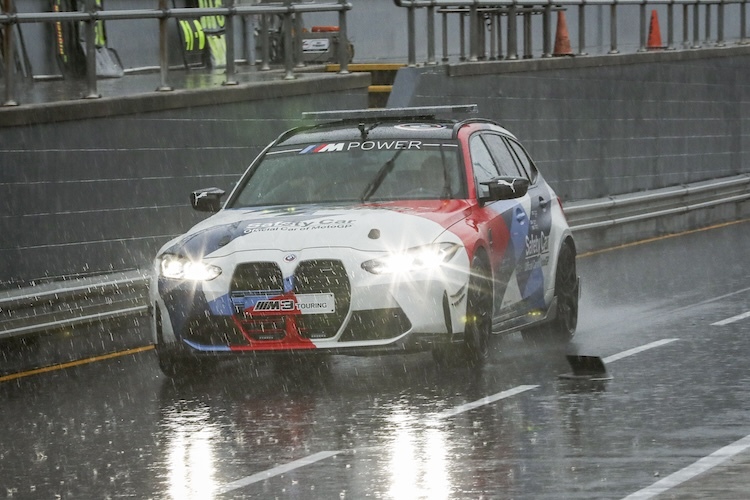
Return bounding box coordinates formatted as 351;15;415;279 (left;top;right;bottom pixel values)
158;201;473;260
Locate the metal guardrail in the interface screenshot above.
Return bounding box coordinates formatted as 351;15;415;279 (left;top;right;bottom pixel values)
394;0;750;66
1;175;747;340
0;0;352;106
0;270;150;339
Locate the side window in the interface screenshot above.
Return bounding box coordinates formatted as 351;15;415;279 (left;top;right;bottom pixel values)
483;134;525;178
506;139;539;183
469;135;501;197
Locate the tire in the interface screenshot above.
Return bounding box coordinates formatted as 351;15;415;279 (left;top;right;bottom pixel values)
522;242;578;342
433;256;493;367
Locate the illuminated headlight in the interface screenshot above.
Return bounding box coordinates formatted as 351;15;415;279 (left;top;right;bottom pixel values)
160;254;222;281
362;243;461;275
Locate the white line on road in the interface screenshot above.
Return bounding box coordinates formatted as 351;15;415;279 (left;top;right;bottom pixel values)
622;434;750;500
712;310;750;326
215;450;343;495
436;385;539;419
603;339;679;364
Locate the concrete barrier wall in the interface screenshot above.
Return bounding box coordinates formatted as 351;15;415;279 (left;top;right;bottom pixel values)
0;74;370;288
2;47;749;289
388;47;750;202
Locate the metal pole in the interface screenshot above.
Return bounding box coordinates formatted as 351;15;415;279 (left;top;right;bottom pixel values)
683;4;689;47
496;11;504;59
717;0;725;46
692;2;700;48
469;3;478;62
157;0;171;91
224;0;238;85
609;2;619;54
84;0;100;99
507;3;518;59
260;13;270;70
338;0;349;73
741;0;748;43
578;3;588;55
523;9;532;58
460;10;466;61
407;4;416;66
667;0;675;49
427;5;436;64
294;11;304;69
638;2;646;52
283;5;294;79
705;3;711;45
2;0;17;106
442;11;449;62
542;3;551;58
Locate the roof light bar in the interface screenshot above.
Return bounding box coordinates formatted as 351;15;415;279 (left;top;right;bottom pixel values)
302;104;478;121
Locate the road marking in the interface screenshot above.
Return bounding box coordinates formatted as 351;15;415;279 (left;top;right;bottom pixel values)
215;450;343;495
712;310;750;326
0;345;155;383
435;385;539;419
622;434;750;500
603;339;679;364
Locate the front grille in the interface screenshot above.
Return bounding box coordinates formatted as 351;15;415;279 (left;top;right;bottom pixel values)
294;260;350;339
339;308;411;342
231;262;286;341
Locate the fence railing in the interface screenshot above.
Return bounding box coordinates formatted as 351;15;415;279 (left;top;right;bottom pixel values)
393;0;749;66
0;0;352;106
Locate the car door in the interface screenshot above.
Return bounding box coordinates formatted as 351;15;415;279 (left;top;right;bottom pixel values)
467;133;527;319
481;133;547;313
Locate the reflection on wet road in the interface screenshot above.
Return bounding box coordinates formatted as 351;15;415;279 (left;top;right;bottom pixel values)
1;220;749;499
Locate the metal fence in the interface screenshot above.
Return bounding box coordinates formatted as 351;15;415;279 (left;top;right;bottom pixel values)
0;0;352;106
394;0;749;66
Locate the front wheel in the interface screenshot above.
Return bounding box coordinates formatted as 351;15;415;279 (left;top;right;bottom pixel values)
433;257;493;367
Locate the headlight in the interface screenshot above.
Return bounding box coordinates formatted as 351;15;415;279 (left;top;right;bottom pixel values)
362;242;461;275
160;254;222;281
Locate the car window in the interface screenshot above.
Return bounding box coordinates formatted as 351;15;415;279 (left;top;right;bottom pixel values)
506;138;539;183
482;133;526;179
469;135;501;198
229;140;466;207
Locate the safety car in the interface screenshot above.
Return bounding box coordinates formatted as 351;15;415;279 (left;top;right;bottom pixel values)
151;105;580;377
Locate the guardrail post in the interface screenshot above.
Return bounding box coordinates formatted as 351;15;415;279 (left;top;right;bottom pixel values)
542;2;552;57
224;0;238;85
578;2;588;55
283;1;294;79
609;1;619;54
337;0;349;73
638;1;646;51
157;0;172;91
442;10;449;62
705;2;712;45
83;0;100;99
469;3;478;62
523;8;532;58
293;11;304;68
427;4;436;64
741;0;748;43
667;0;675;49
260;13;270;70
2;0;18;106
692;2;701;48
407;2;416;66
682;4;689;47
507;2;518;59
459;10;466;60
496;10;504;59
717;0;725;46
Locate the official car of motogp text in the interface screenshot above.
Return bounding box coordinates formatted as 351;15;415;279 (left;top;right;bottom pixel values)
151;105;580;377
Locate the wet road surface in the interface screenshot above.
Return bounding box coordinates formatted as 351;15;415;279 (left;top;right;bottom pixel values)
1;220;749;499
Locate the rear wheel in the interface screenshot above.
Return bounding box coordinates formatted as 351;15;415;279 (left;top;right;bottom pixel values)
522;242;578;342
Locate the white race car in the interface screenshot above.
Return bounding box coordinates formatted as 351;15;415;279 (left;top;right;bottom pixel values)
151;105;579;377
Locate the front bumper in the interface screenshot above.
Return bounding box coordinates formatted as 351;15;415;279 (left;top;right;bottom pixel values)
152;248;471;356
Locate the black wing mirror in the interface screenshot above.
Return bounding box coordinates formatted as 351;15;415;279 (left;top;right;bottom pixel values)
191;187;226;213
480;176;530;203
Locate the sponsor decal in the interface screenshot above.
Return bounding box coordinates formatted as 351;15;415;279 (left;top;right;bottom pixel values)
525;231;550;260
243;218;355;234
299;141;423;154
246;293;335;316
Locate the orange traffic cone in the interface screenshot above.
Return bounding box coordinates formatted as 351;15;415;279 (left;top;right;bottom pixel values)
647;10;663;50
553;11;574;56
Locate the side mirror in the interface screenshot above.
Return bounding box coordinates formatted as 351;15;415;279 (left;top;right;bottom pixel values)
480;177;530;203
191;187;226;213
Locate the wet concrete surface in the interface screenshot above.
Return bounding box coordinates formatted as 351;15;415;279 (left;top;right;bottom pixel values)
0;219;749;498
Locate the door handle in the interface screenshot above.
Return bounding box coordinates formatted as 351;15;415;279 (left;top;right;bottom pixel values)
539;197;550;208
515;207;526;222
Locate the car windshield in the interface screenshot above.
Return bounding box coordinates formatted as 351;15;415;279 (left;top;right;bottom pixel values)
229;140;466;207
